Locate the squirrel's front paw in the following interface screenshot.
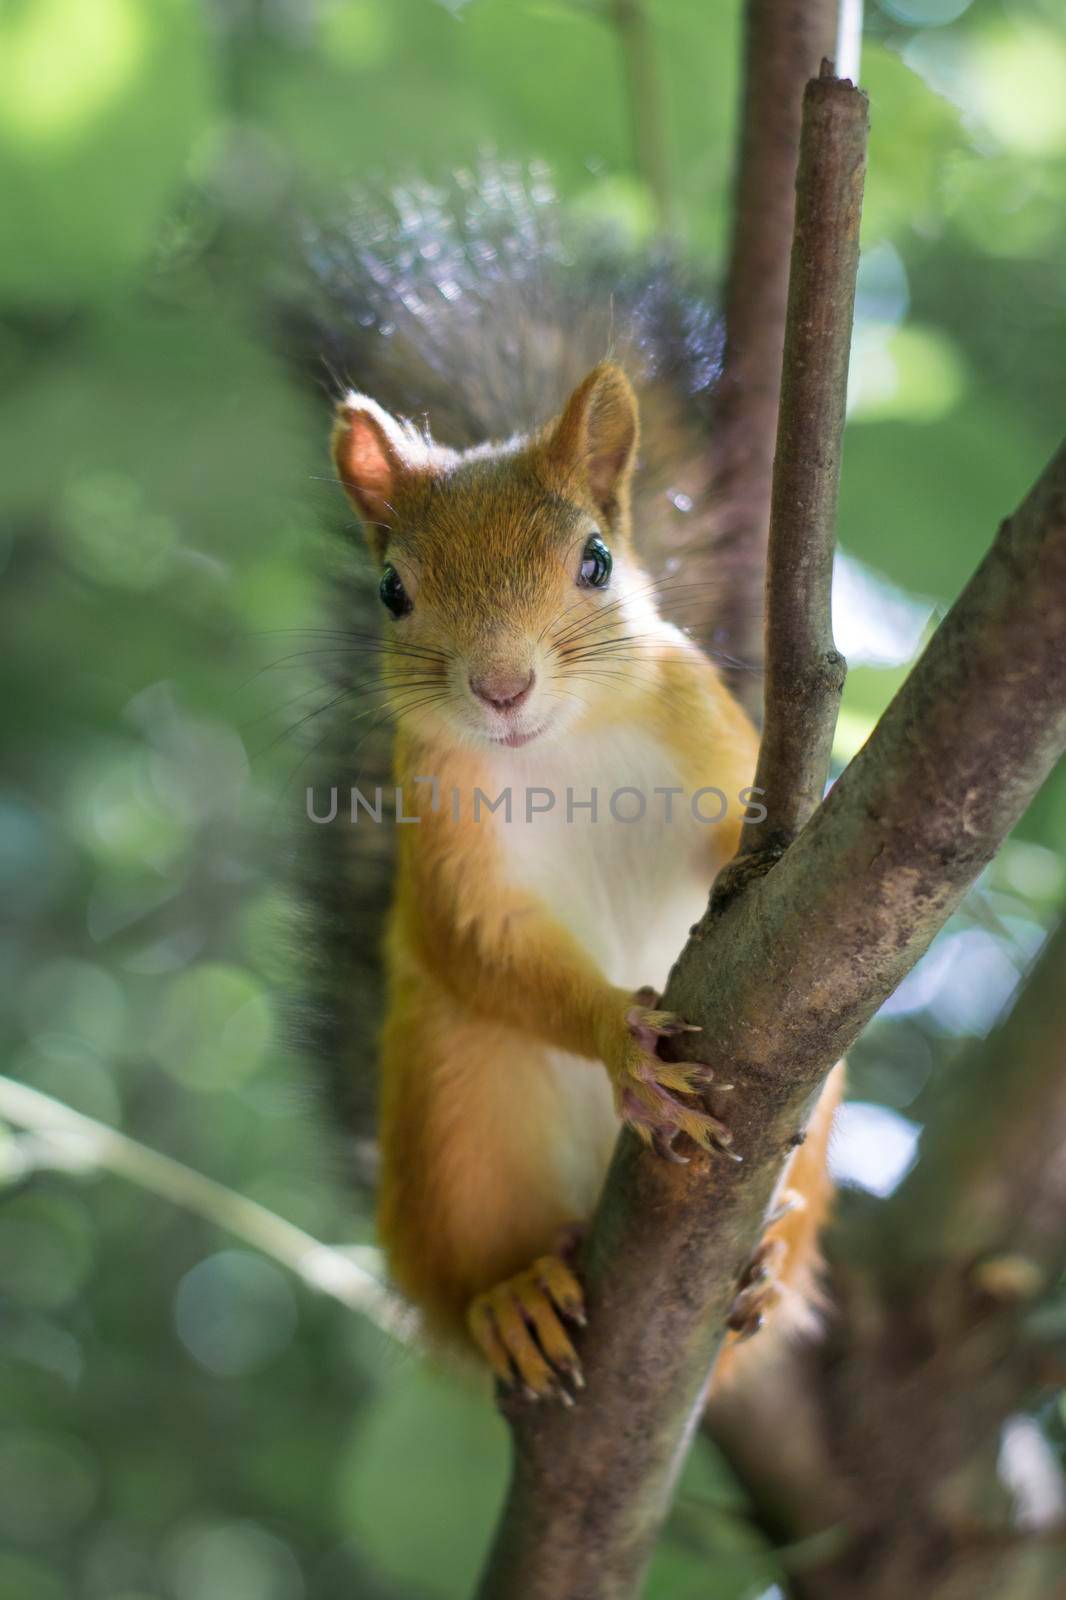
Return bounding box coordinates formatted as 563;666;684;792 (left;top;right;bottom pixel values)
604;992;738;1163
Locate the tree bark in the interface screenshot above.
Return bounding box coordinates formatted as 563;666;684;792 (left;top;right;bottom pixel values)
739;65;863;857
706;0;841;711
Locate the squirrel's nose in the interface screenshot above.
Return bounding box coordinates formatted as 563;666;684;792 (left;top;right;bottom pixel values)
469;669;535;711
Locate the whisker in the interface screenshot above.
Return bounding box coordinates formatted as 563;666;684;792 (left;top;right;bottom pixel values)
546;573;726;652
237;644;448;691
238;627;446;655
253;682;361;760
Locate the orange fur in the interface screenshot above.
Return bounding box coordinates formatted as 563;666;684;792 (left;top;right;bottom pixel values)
332;363;841;1393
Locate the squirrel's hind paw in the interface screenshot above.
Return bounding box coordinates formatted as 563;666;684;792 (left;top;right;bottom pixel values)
467;1255;585;1405
726;1236;788;1341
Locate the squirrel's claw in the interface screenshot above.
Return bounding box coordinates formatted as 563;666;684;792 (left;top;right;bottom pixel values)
652;1124;689;1164
467;1254;586;1404
617;995;738;1161
622;1084;739;1161
726;1237;788;1340
624;1005;702;1055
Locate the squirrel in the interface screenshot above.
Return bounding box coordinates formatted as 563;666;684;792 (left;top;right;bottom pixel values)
298;170;842;1401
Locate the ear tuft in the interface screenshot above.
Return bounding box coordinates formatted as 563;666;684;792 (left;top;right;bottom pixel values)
332;394;419;556
544;363;639;521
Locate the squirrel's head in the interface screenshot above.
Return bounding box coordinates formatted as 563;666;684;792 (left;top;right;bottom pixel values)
332;362;661;752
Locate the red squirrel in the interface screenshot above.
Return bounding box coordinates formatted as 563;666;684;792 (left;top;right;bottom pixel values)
327;357;842;1402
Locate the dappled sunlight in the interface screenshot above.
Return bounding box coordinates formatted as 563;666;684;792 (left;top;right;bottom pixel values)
832;548;933;667
830;1101;921;1198
0;0;145;146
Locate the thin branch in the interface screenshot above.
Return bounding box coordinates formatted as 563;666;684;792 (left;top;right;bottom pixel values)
740;67;865;858
476;440;1066;1598
0;1074;412;1342
610;0;676;239
558;0;675;235
704;0;840;708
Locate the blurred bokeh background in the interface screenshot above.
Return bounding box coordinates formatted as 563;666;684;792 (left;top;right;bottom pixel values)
2;1;1065;1596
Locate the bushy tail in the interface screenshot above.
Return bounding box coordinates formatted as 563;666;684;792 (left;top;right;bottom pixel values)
279;164;739;1161
281;163;738;604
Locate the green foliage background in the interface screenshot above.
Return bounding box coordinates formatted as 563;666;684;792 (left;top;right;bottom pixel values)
2;2;1065;1597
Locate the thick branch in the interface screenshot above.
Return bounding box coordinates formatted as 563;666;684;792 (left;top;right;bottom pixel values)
741;68;864;856
707;0;840;706
477;431;1066;1597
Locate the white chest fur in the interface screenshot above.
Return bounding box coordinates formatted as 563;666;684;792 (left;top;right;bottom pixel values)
480;722;726;1217
486;723;714;994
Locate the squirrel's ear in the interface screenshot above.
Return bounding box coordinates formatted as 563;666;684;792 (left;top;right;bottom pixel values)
543;363;639;521
332;394;418;556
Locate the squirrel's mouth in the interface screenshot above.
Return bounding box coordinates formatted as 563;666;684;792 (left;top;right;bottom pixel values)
492;723;546;749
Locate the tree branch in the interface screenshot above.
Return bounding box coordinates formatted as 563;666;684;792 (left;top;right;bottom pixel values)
0;1074;411;1342
610;0;676;239
705;0;840;708
740;66;863;857
477;414;1066;1600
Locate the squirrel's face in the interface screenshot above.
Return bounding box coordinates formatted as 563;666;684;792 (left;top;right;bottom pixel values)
333;364;656;751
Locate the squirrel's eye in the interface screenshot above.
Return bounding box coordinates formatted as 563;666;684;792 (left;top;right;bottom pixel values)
379;564;412;619
578;535;612;589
